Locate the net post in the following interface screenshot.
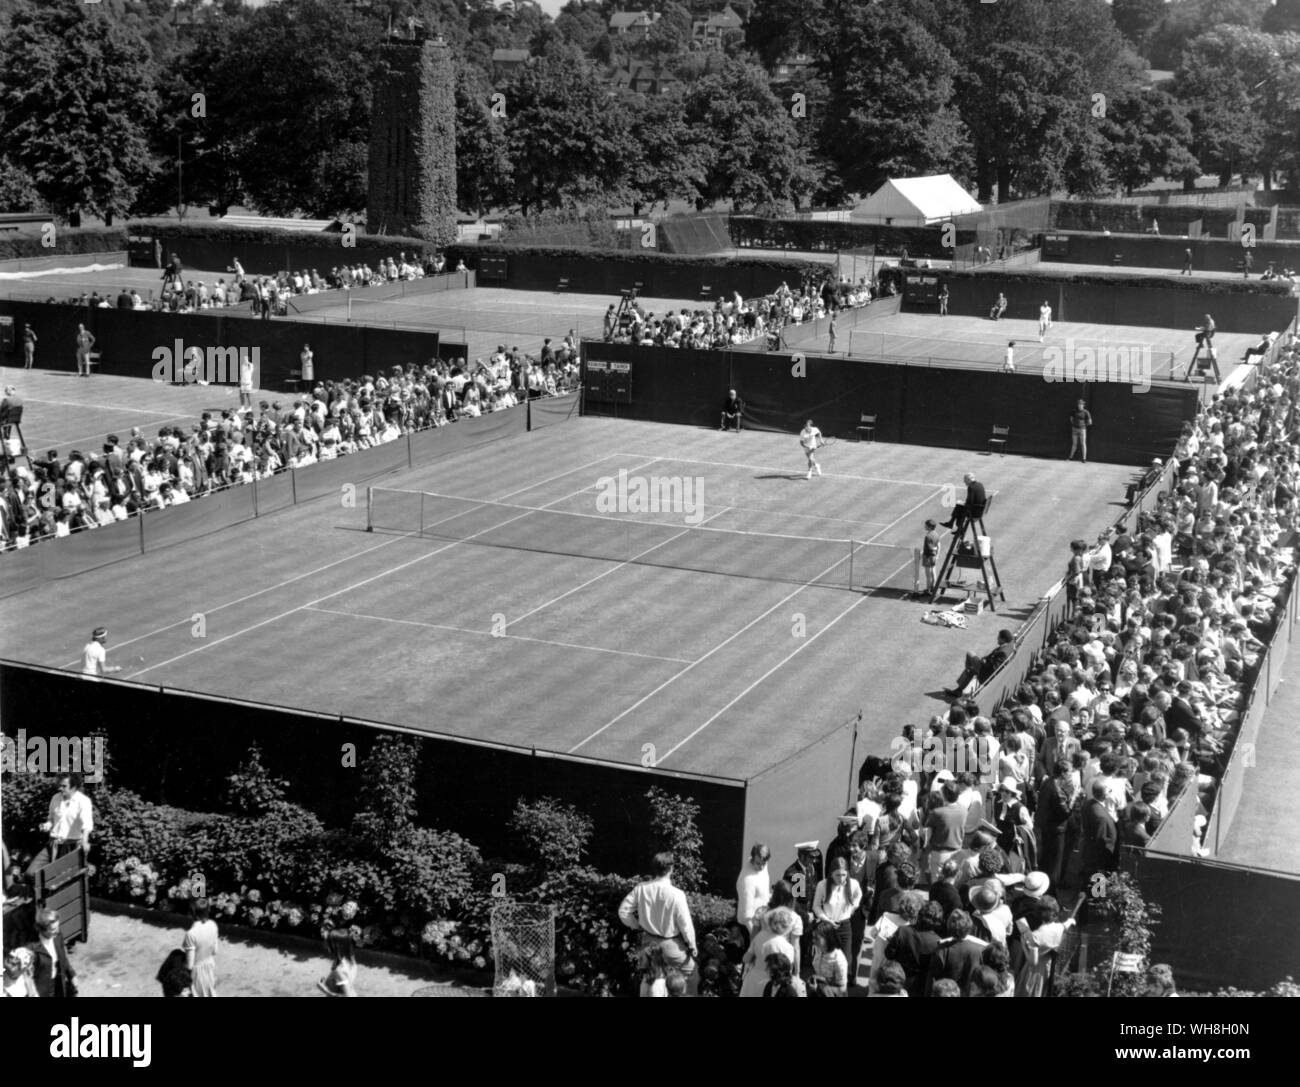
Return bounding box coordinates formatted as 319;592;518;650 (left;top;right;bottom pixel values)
848;537;854;592
420;492;425;539
365;486;373;532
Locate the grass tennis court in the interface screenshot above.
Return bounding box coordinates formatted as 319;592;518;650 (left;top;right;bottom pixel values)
0;413;1135;780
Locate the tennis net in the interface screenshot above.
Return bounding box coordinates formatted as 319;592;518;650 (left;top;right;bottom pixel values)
366;486;921;593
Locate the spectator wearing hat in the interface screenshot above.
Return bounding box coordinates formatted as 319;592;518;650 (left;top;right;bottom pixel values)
993;777;1035;868
969;883;1013;946
783;842;821;967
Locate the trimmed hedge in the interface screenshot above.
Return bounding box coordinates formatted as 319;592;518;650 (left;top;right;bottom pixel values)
943;265;1296;296
445;240;827;274
0;227;129;261
125;220;437;254
729;215;977;258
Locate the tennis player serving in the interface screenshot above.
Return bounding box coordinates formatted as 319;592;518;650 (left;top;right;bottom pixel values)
800;419;824;479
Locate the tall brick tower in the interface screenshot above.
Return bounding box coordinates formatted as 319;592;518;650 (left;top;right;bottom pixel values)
367;30;457;242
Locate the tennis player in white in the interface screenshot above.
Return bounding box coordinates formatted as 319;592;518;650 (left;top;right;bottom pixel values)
1039;301;1052;342
82;627;123;677
800;419;824;479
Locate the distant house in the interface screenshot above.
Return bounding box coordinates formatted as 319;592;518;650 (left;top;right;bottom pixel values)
608;10;661;39
691;4;744;49
492;48;532;76
772;53;815;80
629;64;680;96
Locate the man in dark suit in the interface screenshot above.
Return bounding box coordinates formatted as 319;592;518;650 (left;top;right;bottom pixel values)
1035;718;1082;784
939;473;987;534
925;910;987;996
945;628;1014;698
783;842;822;966
1080;780;1119;890
1163;682;1201;742
719;388;744;431
29;908;76;998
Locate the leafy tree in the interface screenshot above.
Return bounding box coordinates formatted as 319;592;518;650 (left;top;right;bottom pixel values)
678;55;811;210
181;0;385;215
1099;87;1199;195
644;787;706;892
623;93;708;214
1110;0;1168;52
501;46;636;214
0;156;42;212
814;3;965;199
0;0;160;224
1263;0;1300;35
1170;25;1276;186
554;1;610;54
640;1;693;61
456;62;514;216
1145;0;1272;70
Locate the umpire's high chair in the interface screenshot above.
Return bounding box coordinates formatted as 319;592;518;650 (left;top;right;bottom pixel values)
930;495;1005;612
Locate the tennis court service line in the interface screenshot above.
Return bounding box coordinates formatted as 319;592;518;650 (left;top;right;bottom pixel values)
651;483;948;763
618;452;944;489
498;504;733;634
60;451;634;671
568;482;946;756
303;606;695;665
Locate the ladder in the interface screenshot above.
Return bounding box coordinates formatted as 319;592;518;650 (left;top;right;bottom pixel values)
0;413;33;475
930;505;1005;612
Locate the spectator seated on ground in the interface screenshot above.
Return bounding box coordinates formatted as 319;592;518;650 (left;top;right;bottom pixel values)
944;629;1015;698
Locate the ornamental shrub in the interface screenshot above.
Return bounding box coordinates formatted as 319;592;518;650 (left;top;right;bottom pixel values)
506;796;594;875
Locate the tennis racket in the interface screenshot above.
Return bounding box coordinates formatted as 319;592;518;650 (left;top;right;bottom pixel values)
819;437;837;450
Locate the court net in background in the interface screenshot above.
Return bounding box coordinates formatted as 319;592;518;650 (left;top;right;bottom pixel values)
367;486;921;593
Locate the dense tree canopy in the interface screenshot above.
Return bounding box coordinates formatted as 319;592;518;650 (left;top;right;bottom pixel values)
0;0;1294;224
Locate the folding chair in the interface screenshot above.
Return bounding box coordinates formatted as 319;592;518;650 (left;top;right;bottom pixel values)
856;413;877;442
988;424;1009;455
555;277;570;292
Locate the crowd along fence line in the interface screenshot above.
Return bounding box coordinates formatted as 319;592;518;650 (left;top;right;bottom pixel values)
0;393;580;598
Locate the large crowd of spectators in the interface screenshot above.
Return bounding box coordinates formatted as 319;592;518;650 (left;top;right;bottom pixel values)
602;273;895;351
0;342;578;550
619;327;1297;998
41;250;467;317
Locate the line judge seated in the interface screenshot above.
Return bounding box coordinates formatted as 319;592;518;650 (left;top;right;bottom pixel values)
944;628;1015;699
720;388;744;432
938;472;987;534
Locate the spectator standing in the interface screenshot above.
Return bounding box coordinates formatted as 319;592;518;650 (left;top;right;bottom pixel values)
300;345;314;386
811;856;861;966
37;773;93;869
921;519;941;594
1014;896;1075;997
23;324;37;369
1038;301;1052;341
736;843;771;934
1181;248;1193;275
739;906;798;998
827;312;838;354
1080;779;1119;890
1068;399;1092;463
317;929;359;997
617;853;698;996
938;283;949;316
925;909;988;996
74;324;95;378
807;922;849;997
184;897;220;997
3;947;38;997
28;909;76;998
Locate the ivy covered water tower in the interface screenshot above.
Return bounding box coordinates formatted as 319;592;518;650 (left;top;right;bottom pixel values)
367;26;457;244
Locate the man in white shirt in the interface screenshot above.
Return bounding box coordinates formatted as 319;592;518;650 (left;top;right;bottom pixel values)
43;773;94;862
735;844;771;932
618;853;698;994
81;626;122;677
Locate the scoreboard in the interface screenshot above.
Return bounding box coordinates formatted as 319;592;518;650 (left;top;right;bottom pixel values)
584;358;633;403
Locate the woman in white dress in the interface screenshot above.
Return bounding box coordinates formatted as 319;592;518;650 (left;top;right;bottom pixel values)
183;897;220;997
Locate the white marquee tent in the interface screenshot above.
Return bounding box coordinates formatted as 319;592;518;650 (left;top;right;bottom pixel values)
849;175;983;226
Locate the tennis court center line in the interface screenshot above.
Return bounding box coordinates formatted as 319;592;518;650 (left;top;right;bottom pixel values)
618;452;945;488
498;504;732;634
303;606;695;665
60;452;636;670
567;483;944;757
124;455;667;679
